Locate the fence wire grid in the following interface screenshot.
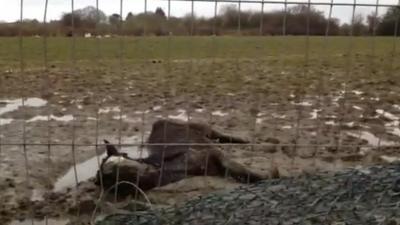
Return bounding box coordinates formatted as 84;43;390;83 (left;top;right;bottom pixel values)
0;0;400;224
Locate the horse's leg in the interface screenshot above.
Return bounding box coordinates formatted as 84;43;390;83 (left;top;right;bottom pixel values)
208;150;265;183
208;130;249;144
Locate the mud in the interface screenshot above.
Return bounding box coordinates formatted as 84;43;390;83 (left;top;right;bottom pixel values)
1;59;400;223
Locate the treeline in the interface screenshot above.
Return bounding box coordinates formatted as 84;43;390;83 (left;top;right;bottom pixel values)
0;5;399;36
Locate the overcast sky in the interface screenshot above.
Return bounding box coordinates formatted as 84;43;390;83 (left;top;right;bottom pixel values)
0;0;398;24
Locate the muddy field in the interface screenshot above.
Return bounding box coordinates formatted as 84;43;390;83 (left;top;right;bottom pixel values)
1;37;400;224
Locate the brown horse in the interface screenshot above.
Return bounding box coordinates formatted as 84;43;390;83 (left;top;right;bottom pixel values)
97;119;265;192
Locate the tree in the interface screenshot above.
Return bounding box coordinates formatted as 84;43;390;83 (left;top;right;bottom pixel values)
182;12;197;34
352;13;367;36
284;5;335;35
288;4;309;14
126;12;134;21
61;13;83;28
155;7;166;19
327;18;340;35
220;4;238;29
377;6;400;35
60;6;107;30
340;23;350;35
109;13;122;26
366;12;380;35
76;6;107;24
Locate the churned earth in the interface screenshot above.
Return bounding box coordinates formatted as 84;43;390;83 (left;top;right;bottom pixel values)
0;36;400;224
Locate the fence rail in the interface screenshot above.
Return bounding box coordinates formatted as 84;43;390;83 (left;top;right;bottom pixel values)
164;0;400;8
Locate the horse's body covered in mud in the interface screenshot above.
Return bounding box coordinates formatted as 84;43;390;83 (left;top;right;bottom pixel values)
96;119;265;193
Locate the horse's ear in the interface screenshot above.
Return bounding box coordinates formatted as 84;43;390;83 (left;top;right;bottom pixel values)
104;139;109;144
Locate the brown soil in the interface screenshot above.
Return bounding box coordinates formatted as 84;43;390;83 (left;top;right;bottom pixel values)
1;59;400;224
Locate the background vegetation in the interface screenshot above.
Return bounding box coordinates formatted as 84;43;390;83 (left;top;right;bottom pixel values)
0;4;398;37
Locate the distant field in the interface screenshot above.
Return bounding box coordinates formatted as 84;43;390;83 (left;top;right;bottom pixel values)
0;36;398;68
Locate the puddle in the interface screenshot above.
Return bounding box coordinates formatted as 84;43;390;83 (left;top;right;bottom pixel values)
53;152;106;192
385;117;400;137
99;106;120;114
256;118;265;124
0;98;47;116
152;105;162;111
359;147;370;156
168;109;188;121
256;112;286;124
25;98;47;107
172;59;191;63
282;125;292;129
386;119;400;127
353;105;363;110
368;97;379;101
195;108;205;113
112;115;124;120
0;118;14;125
352;90;363;95
211;110;229;117
10;219;69;225
257;112;266;117
375;109;400;138
325;120;336;125
27;115;74;123
332;92;344;102
134;110;150;115
380;155;400;163
325;115;337;119
291;101;313;107
53;136;148;192
112;115;142;123
30;189;45;201
0;98;48;125
309;131;317;136
255;112;267;124
376;109;399;121
347;131;397;146
388;127;400;137
271;113;286;119
310;109;321;119
124;117;142;123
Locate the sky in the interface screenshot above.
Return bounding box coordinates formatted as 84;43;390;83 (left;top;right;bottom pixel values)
0;0;398;24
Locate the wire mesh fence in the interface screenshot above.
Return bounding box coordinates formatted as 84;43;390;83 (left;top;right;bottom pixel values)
0;0;400;224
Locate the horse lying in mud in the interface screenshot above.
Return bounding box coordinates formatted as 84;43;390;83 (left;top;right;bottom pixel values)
96;119;266;193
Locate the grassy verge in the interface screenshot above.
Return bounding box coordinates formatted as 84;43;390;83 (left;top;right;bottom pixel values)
0;36;398;68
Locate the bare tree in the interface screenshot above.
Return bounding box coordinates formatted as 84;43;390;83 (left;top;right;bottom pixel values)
377;6;400;35
366;12;381;35
352;13;368;36
155;7;166;19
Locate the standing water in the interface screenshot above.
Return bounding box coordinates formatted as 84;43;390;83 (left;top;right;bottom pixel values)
53;135;148;192
10;219;69;225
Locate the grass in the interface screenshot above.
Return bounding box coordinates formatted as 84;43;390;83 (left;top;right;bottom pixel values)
0;36;398;68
